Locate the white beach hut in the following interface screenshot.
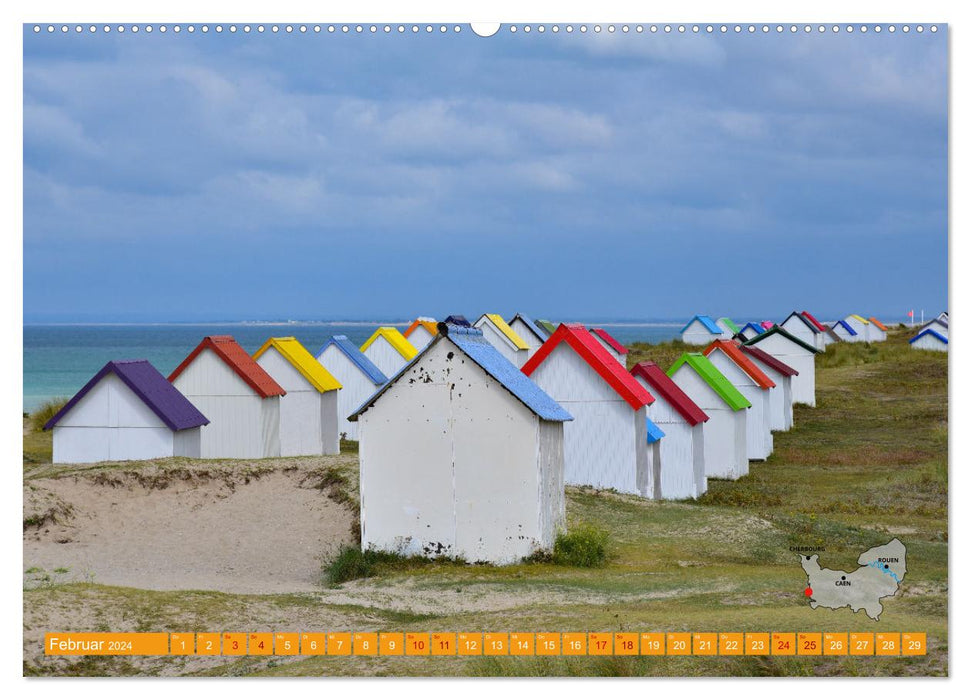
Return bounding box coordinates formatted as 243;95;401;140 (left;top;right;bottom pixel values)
715;317;741;340
522;324;656;498
780;311;825;351
829;319;861;343
349;323;572;565
508;313;549;359
742;326;821;407
867;317;889;342
681;315;723;345
43;360;209;464
919;318;949;338
316;335;388;441
360;327;418;378
473;313;530;368
668;353;751;480
629;361;709;499
253;337;341;456
403;318;438;351
736;323;765;342
909;327;948;353
739;344;798;431
589;328;630;366
168;336;286;459
703;340;774;460
843;314;872;342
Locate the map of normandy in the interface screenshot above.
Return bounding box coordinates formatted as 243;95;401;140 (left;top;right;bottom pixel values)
800;539;907;621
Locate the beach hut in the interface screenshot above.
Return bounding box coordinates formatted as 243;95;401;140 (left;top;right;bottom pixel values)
253;337;341;456
760;321;776;330
360;327;418;378
473;313;530;368
736;322;764;342
829;319;860;342
349;323;571;565
780;311;825;350
169;335;285;459
716;317;740;340
443;314;472;327
316;335;388;441
909;327;948;353
403;317;439;351
43;360;209;464
522;324;655;497
937;311;949;323
843;314;872;342
739;344;797;431
919;318;949;338
868;317;888;342
508;313;549;358
823;325;843;345
681;315;722;345
668;353;751;480
703;340;774;460
801;311;833;348
589;328;629;366
629;361;709;499
536;319;557;336
742;326;821;407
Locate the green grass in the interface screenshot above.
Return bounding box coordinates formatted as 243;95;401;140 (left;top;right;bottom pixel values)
28;397;68;433
22;328;947;677
551;523;610;567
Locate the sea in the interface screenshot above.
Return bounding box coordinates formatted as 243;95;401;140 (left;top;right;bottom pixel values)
22;321;683;412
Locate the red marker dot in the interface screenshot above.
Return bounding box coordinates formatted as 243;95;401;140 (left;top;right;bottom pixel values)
804;587;813;597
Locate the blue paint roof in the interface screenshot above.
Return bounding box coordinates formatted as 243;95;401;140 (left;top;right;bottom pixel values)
45;360;209;432
349;324;571;422
909;328;948;345
509;313;549;342
834;320;858;336
740;322;764;337
317;335;388;386
646;416;665;444
443;315;471;327
680;314;722;335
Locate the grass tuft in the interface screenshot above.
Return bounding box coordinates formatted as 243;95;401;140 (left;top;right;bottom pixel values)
551;523;610;568
29;398;69;433
323;545;466;586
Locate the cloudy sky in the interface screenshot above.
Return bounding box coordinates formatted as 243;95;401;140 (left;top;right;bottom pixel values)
24;25;947;322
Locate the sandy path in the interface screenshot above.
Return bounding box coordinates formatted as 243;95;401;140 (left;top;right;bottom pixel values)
24;468;355;594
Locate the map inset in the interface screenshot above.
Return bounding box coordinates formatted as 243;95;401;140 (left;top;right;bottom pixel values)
800;539;907;621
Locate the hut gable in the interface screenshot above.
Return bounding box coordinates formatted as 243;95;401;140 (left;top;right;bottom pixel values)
682;315;721;335
742;325;821;355
535;319;557;336
909;327;948;349
522;324;653;410
46;360;209;432
473;314;531;358
702;340;775;389
508;313;549;348
253;337;341;393
589;328;629;356
739;345;798;377
629;362;708;426
782;311;823;335
869;317;888;331
168;335;285;398
800;310;828;332
403;317;439;350
668;353;751;411
360;327;418;378
317;336;388;385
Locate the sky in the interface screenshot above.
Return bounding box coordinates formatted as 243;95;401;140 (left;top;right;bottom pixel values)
23;24;948;323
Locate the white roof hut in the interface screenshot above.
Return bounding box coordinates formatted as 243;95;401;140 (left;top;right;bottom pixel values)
507;313;549;359
253;337;342;456
402;318;439;351
629;362;709;499
169;335;285;459
316;335;388;442
522;324;656;498
919;318;949;338
780;311;826;350
360;327;418;378
739;344;798;432
703;340;774;461
473;313;531;368
909;327;948;353
680;315;722;346
43;360;209;464
349;323;572;565
742;326;821;407
668;353;751;480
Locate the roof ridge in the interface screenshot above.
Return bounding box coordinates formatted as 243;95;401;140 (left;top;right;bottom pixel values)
629;361;708;426
668;352;751;411
702;340;775;389
254;337;341;393
316;335;388;385
169;335;286;398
